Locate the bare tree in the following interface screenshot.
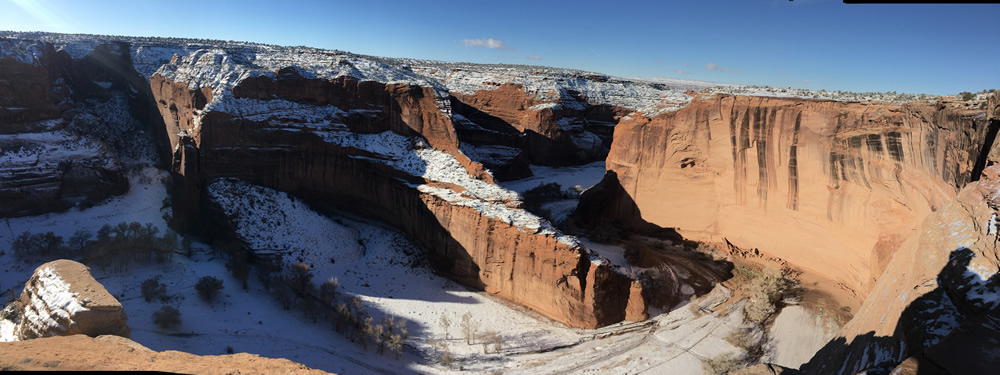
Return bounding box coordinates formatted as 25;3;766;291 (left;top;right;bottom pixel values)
460;312;477;345
439;314;451;340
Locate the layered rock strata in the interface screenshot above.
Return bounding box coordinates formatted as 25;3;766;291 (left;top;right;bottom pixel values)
151;48;646;328
0;40;133;217
606;94;990;298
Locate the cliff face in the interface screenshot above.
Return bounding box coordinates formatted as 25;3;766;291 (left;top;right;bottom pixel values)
0;40;147;218
802;164;1000;374
1;259;130;341
606;94;989;298
450;83;626;167
151;57;643;328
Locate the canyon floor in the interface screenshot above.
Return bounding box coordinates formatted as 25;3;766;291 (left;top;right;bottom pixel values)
0;162;833;374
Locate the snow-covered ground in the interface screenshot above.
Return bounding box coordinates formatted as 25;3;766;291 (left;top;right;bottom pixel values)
499;161;607;194
707;85;938;104
0;169;752;374
498;162;607;225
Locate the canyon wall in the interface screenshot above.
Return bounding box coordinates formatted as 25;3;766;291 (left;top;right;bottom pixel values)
802;163;1000;374
606;94;989;298
0;42;135;217
151;65;643;328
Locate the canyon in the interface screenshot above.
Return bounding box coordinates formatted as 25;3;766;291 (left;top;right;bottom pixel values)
0;31;997;374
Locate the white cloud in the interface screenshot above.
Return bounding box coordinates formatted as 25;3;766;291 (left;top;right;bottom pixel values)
675;69;691;75
462;38;513;50
705;62;738;74
525;56;541;60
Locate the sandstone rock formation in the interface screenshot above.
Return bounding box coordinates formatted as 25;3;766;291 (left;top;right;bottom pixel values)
150;48;646;329
606;94;991;300
801;164;1000;374
1;259;129;341
0;334;329;374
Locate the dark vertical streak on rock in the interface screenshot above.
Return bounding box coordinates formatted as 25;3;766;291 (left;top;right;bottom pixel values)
738;108;751;205
767;108;778;190
887;131;904;162
756;107;768;204
830;152;841;189
866;134;883;154
729;104;739;204
787;112;801;210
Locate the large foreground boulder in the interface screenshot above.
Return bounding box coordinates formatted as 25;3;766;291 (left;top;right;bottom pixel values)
1;259;129;341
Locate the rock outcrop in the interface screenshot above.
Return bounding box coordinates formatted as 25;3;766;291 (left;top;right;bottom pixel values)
1;259;130;341
606;94;990;299
151;48;645;328
801;164;1000;374
0;334;329;374
0;39;147;218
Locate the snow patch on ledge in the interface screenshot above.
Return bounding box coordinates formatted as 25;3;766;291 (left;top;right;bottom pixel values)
416;185;579;247
0;39;46;65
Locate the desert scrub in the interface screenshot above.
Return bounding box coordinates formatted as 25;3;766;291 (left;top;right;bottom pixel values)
195;276;224;302
152;305;181;329
702;353;747;375
732;264;794;324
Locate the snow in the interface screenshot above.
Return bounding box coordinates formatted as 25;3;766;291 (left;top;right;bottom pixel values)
0;39;46;65
962;263;1000;310
0;319;15;342
458;143;521;165
708;85;938;104
21;266;89;336
500;161;607;194
0;129;110;176
207;179;363;261
0;165;758;373
578;238;631;272
767;306;838;369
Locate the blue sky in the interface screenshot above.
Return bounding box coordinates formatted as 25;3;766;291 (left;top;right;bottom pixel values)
1;0;997;94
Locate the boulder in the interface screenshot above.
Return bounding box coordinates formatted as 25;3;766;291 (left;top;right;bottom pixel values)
1;259;129;341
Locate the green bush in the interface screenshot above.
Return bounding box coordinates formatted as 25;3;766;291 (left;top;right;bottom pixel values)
960;91;975;101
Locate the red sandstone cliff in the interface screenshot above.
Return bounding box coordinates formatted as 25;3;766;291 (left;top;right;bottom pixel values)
606;94;990;300
151;67;644;328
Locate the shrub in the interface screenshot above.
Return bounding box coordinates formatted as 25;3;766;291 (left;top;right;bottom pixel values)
195;276;224;302
742;267;792;324
702;353;747;375
152;305;181;329
141;277;167;302
959;91;975;101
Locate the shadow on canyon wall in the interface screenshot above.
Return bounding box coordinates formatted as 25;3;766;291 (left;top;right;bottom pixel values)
566;170;734;311
801;247;1000;375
